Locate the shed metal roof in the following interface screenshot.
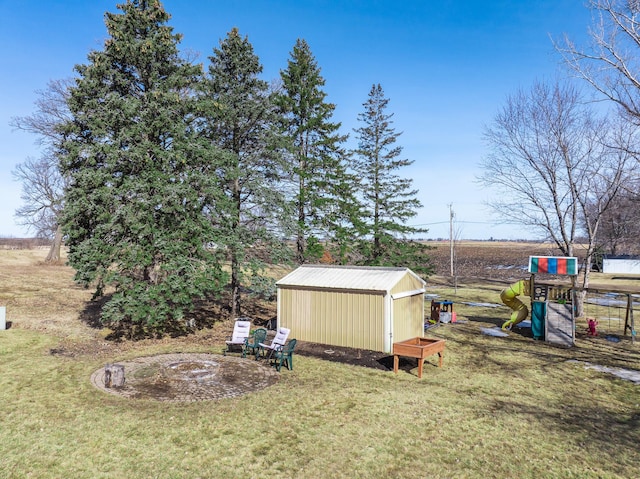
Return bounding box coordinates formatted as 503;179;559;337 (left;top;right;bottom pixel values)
276;264;425;293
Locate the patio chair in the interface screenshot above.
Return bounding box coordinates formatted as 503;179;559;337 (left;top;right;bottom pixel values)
223;319;252;357
271;338;297;372
257;327;290;360
245;327;268;360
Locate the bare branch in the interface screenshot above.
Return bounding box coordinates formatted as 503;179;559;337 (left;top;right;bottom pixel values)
556;0;640;121
479;79;635;290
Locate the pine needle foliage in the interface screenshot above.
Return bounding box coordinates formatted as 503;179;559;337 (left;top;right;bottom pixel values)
352;84;432;275
198;28;292;315
275;39;354;264
60;0;228;335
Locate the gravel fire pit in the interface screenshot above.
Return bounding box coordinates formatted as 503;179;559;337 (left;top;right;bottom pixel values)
90;353;279;402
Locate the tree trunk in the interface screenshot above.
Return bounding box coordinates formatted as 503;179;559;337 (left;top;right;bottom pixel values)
230;181;242;317
575;290;586;319
573;250;593;319
296;152;306;264
297;190;306;263
230;250;240;317
104;363;125;388
45;224;63;263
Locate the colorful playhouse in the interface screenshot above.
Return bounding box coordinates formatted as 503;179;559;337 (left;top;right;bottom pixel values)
529;256;578;347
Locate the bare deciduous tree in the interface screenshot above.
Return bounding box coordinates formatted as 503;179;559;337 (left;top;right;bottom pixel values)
10;78;72;262
557;0;640;123
479;80;635;315
589;181;640;255
556;0;640;255
12;154;65;261
11;79;73;143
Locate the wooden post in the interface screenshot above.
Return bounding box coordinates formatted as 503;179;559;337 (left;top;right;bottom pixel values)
633;306;636;345
624;294;635;345
104;363;125;388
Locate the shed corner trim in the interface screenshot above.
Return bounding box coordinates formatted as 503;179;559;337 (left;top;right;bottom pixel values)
391;288;426;300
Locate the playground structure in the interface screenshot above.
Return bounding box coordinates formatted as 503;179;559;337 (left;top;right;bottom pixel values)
500;279;531;330
500;256;578;347
500;255;638;346
530;280;576;346
578;284;637;343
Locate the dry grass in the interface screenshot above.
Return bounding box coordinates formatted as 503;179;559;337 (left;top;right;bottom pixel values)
0;248;98;339
0;247;639;479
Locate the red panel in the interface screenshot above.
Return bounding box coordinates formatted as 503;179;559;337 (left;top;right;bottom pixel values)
557;258;567;275
538;257;548;273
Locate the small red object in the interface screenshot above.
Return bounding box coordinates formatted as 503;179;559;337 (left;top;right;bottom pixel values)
587;318;598;336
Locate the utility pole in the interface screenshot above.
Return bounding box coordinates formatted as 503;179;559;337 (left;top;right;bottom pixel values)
449;203;454;277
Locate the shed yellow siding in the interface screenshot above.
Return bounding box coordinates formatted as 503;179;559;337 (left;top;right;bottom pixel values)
390;272;424;295
279;287;386;351
392;294;425;343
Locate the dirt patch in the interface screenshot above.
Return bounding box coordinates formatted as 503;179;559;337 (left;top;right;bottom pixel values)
294;341;396;371
90;353;279;401
427;241;575;281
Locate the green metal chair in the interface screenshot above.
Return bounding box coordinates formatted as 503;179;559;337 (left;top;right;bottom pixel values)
271;338;297;372
245;328;268;360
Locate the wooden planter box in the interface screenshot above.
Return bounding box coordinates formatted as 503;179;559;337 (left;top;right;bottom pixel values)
393;337;445;378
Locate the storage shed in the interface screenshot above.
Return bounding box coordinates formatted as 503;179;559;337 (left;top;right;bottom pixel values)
602;255;640;275
276;265;426;353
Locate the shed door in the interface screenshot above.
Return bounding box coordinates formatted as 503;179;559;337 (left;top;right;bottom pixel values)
392;293;425;344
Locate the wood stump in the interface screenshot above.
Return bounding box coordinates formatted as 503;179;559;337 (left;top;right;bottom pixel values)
104;363;125;388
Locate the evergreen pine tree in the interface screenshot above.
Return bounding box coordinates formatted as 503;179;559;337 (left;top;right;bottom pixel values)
60;0;227;335
352;84;432;274
275;39;353;263
199;28;290;315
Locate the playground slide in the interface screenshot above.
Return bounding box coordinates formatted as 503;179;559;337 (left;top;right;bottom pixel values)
500;279;530;330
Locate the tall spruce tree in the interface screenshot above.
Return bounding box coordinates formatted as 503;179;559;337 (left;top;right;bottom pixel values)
60;0;227;335
275;39;353;263
352;84;431;273
199;28;290;315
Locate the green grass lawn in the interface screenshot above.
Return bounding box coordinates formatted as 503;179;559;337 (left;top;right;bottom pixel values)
1;251;638;478
1;318;638;477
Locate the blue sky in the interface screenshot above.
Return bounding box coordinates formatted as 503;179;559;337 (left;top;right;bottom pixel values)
0;0;593;239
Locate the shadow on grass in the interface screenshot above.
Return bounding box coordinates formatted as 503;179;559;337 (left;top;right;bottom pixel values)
294;338;451;374
75;289;277;342
291;312;639;377
77;294;110;330
77;294;227;341
460;312;640;369
294;341;393;371
485;396;640;471
426;321;640;466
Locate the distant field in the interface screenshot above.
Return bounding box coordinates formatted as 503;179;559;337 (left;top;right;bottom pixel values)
426;240;571;280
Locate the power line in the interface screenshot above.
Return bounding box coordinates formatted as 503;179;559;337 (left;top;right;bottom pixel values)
410;220;494;227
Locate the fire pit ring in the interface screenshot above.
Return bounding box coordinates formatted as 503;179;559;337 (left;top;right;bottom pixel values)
90;353;279;402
